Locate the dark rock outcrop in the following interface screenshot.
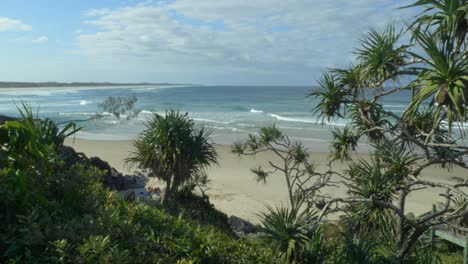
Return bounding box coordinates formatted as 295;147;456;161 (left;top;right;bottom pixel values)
0;115;17;122
89;156;127;190
58;145;88;166
123;190;136;202
228;215;257;236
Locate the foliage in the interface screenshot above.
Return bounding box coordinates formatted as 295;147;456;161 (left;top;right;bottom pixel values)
162;189;234;235
335;233;384;264
98;95;140;119
127;110;218;201
403;0;468;52
356;25;410;87
306;0;468;262
405;29;468;132
258;198;318;262
345;158;399;232
330;125;359;161
0;106;279;263
310;73;349;120
232;125;329;208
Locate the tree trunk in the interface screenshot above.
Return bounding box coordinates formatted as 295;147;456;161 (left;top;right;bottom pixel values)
284;171;294;207
398;227;426;261
396;190;407;251
162;176;172;203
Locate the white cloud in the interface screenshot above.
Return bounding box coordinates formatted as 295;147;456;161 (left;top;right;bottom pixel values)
32;36;48;43
77;0;419;84
0;17;32;32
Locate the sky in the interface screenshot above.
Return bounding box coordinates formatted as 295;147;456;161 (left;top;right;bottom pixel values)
0;0;419;85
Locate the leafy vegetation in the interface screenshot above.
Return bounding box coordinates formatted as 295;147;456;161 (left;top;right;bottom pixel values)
258;198;318;262
127;110;218;202
2;0;467;263
233;0;468;262
0;106;279;263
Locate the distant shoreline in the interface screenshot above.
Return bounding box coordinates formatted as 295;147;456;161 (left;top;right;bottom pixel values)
0;82;198;89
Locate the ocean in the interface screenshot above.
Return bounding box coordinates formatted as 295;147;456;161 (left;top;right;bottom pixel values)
0;85;442;151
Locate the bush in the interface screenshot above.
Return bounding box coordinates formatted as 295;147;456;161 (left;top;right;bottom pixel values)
0;106;279;263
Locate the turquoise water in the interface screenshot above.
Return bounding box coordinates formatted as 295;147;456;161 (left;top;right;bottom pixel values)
0;85;419;151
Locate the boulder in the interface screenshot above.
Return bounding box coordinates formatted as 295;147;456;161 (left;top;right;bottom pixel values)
89;156;127;191
0;115;18;123
123;190;136;202
58;145;88;166
228;215;257;235
89;156;112;172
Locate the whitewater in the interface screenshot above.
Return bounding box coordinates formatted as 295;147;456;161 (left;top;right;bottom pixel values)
0;85;414;149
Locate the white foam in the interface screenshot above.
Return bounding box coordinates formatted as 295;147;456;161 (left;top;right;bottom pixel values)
0;88;79;96
192;117;235;125
59;112;98;116
237;123;256;127
268;113;349;127
268;114;316;124
104;120;120;125
383;104;406;108
250;108;264;113
75;131;132;141
140;110;153;114
79;100;91;105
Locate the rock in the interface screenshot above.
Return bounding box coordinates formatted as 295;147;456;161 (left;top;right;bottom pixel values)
89;156;112;171
89;156;127;191
228;215;257;235
58;145;88;166
0;115;18;123
126;173;148;188
123;190;136;202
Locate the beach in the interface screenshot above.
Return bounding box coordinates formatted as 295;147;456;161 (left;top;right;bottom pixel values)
65;138;465;223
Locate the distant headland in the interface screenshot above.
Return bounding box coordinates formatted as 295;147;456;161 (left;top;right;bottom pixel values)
0;82;194;88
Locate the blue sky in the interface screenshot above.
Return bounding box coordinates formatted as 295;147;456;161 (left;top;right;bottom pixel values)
0;0;418;85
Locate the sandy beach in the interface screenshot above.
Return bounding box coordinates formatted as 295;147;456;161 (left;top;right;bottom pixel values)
65;138;467;223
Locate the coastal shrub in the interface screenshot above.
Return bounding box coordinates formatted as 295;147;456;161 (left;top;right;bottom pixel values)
225;0;468;262
127;109;218;201
258;198;318;262
162;189;234;235
306;0;468;261
232;125;329;208
44;199;279;263
0;107;279;263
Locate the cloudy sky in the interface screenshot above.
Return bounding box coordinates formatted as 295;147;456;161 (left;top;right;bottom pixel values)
0;0;418;85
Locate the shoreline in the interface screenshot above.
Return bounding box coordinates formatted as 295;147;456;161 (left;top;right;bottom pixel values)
65;138;464;223
0;84;196;92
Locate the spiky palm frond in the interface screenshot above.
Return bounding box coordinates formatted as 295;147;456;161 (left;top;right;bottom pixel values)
126;110;217;200
17;104;81;148
339;233;382;264
259;125;284;144
407;107;447;141
403;0;468;52
309;73;350;120
356;26;411;87
332;65;367;95
373;141;419;181
258;199;317;262
405;29;468;132
346;159;398;232
329;126;359;162
349;102;389;142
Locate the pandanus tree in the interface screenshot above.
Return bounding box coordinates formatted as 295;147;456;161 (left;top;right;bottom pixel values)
404;0;468;53
126;110;217;201
307;1;468;261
